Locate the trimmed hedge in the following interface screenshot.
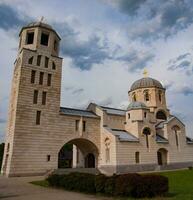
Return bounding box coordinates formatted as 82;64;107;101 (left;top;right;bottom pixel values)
46;172;168;198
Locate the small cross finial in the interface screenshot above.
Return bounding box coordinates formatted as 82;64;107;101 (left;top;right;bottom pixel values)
143;69;148;77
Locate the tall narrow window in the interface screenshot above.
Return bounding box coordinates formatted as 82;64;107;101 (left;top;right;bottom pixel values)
26;32;34;44
128;113;130;119
75;120;79;131
36;111;41;125
175;131;179;147
42;91;47;105
144;112;147;118
31;70;36;83
54;40;58;51
47;155;51;162
159;91;162;102
52;61;56;70
135;152;140;164
47;74;52;86
83;121;86;132
33;90;38;104
143;128;151;149
144;90;150;101
28;56;33;64
39;72;44;85
37;55;41;66
41;33;49;46
45;57;49;68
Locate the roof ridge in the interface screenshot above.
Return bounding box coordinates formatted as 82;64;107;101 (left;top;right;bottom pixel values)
60;106;91;112
100;105;126;111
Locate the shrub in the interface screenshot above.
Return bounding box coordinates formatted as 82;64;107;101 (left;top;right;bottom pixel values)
104;175;116;195
56;172;95;193
95;174;107;193
46;174;62;187
132;174;169;198
114;173;141;196
46;172;168;198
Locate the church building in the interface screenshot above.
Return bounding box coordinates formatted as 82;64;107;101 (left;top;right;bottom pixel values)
1;21;193;177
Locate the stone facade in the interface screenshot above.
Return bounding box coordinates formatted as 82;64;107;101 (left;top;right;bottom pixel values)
1;22;193;177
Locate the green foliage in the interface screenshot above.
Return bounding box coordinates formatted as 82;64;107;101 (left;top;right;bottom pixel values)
114;173;141;196
95;174;107;193
0;143;5;169
47;172;96;193
104;175;116;195
47;172;168;198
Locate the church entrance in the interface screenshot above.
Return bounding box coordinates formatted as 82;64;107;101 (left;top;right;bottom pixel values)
157;148;168;165
58;138;98;169
85;153;95;168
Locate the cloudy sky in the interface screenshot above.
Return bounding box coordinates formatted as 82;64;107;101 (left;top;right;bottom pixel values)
0;0;193;142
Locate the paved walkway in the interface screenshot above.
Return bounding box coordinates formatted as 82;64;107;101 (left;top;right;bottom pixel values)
0;176;110;200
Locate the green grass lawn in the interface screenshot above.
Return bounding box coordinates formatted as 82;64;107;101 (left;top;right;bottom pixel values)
31;169;193;200
155;169;193;200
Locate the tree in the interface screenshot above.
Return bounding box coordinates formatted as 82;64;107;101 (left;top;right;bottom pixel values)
0;143;5;169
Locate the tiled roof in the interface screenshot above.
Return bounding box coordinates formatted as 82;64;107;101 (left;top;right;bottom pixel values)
156;134;168;143
100;106;126;116
127;101;148;111
130;77;164;91
60;107;99;118
105;127;139;142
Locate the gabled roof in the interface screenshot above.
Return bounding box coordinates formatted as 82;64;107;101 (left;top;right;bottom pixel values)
156;116;185;129
156;134;168;143
104;127;139;142
60;107;99;118
87;103;126;116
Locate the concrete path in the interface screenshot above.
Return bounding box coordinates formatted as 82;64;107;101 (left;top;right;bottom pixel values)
0;176;110;200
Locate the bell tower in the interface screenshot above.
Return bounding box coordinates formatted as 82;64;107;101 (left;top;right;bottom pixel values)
1;21;63;176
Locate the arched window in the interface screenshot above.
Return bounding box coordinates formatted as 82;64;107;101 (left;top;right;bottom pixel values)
143;128;151;148
128;113;130;119
144;90;150;101
156;110;167;120
132;93;137;102
135;151;140;164
105;138;110;163
172;126;180;148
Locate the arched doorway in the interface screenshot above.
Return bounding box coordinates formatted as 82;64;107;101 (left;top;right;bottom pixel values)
85;153;95;168
58;138;98;169
157;148;168;165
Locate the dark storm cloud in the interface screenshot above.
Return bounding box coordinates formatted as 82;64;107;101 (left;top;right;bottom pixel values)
54;22;110;70
108;0;193;40
0;4;28;30
176;53;190;61
168;60;191;70
116;51;154;72
115;0;147;16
